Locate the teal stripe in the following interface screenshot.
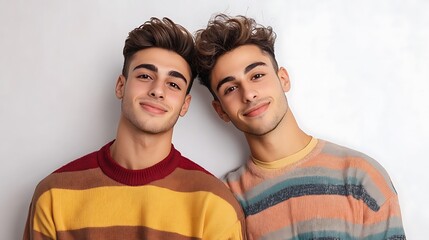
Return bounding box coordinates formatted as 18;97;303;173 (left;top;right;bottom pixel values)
291;231;355;240
363;228;405;240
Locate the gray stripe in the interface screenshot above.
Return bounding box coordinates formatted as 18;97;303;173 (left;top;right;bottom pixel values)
222;165;247;182
361;216;404;238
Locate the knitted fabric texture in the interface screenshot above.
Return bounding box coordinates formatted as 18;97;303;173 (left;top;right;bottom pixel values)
223;139;405;240
24;141;245;240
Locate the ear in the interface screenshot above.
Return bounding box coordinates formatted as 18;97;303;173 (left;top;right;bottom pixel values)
212;100;231;122
115;75;126;99
179;94;192;117
277;67;291;93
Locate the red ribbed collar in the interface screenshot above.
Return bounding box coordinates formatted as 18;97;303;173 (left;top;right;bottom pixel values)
97;141;180;186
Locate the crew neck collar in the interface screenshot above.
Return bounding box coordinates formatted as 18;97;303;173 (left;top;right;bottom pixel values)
251;137;318;169
98;141;179;186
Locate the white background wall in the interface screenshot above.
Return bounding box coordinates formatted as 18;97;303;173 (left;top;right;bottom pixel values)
1;0;427;239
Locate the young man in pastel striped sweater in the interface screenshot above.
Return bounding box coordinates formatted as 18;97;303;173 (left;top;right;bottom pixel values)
23;17;245;240
195;14;405;239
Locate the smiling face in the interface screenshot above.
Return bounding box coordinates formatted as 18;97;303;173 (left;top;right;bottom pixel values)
210;44;290;136
115;47;191;135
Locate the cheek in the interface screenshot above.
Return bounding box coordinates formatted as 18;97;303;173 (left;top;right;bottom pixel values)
219;100;238;116
124;81;138;94
169;92;187;106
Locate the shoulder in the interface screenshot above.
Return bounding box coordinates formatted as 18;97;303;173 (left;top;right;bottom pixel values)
31;146;106;202
319;140;398;202
222;165;248;184
53;150;99;173
320;140;390;177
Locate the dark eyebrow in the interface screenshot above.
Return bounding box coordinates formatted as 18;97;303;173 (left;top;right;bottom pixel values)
244;61;267;74
133;64;188;85
168;71;188;85
133;64;157;72
216;76;235;92
215;61;267;92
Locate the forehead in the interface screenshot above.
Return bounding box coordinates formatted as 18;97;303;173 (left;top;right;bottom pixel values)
128;47;191;80
211;45;272;84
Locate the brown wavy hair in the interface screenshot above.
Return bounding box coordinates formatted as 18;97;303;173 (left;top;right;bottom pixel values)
195;14;278;98
122;17;196;94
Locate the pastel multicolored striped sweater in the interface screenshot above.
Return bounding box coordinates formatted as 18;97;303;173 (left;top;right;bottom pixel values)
223;138;405;240
23;141;245;240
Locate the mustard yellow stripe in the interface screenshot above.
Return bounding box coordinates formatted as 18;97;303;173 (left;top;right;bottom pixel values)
33;186;238;238
252;137;318;169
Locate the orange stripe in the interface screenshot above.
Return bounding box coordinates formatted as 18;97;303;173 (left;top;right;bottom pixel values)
246;195;362;238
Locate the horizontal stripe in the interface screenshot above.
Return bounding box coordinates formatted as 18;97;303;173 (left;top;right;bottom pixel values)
56;225;201;240
362;216;405;238
33;186;238;238
29;231;51;240
245;195;359;238
322;141;396;194
260;216;404;240
386;235;406;240
302;154;395;202
239;175;361;205
233;166;386;207
224;139;405;239
35;167;243;218
32;168;123;202
363;228;406;240
243;184;379;216
261;218;358;240
293;231;354;240
226;142;396;209
41;167;238;199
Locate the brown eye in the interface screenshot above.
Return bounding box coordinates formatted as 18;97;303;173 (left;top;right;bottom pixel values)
251;73;264;80
137;74;152;80
224;86;238;95
169;82;181;90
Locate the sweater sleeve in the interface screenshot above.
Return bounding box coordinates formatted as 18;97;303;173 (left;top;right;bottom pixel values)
362;194;406;239
23;185;56;240
216;219;245;240
201;193;246;240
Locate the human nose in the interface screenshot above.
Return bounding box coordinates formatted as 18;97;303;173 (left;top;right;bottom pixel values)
242;83;258;103
148;80;165;99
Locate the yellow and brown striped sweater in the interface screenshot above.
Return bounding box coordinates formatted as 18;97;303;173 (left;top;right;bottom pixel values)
24;141;245;240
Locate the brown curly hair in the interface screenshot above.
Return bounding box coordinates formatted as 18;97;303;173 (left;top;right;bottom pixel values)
122;17;196;94
195;14;278;98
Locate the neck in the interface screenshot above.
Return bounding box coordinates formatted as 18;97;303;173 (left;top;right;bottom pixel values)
245;108;311;162
110;116;173;170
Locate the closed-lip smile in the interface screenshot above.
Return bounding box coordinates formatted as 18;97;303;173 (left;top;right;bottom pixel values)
243;101;270;117
139;101;168;114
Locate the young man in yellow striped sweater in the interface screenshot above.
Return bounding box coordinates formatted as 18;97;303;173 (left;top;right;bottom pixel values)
195;14;405;239
23;17;245;240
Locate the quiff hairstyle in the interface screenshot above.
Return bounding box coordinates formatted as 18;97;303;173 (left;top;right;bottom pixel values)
122;17;196;94
195;14;278;98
